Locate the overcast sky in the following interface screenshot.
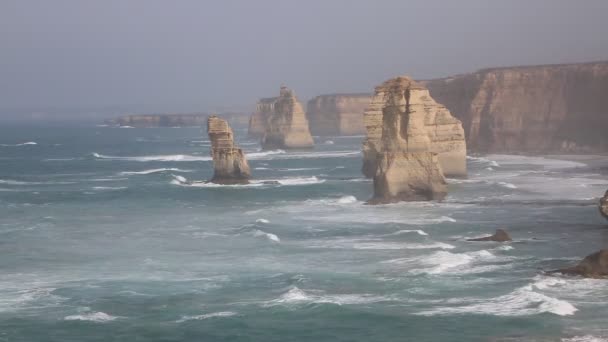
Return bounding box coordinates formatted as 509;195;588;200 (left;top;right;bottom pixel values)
1;0;608;114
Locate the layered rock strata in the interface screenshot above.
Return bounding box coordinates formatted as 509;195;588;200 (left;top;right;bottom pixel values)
421;61;608;152
600;190;608;220
259;86;314;149
207;116;251;184
362;76;467;179
306;94;371;136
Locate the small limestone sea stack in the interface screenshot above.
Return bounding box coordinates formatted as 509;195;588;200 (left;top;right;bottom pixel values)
550;250;608;278
600;190;608;220
363;76;466;178
363;76;448;203
207;116;251;184
467;229;512;242
258;86;314;150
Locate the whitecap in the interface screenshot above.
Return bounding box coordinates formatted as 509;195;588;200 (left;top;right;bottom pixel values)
119;168;192;175
266;287;388;307
562;336;608;342
64;311;119;322
0;141;37;147
497;182;518;189
386;229;429;236
256;218;270;224
253;230;280;242
407;250;497;274
176;311;237;322
91;186;127;190
323;140;334;145
92;152;211;162
337;195;357;204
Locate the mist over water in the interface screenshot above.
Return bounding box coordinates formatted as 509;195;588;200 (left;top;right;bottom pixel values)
1;125;608;341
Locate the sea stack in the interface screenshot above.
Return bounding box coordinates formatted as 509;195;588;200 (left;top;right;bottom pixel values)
306;94;371;136
362;77;467;178
600;190;608;220
257;86;314;150
364;76;448;203
207;115;251;184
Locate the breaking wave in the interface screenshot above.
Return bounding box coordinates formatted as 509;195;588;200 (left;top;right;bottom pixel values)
119;168;192;175
0;141;37;147
92;152;211;162
266;286;389;306
64;311;119;322
253;229;280;243
176;311;237;322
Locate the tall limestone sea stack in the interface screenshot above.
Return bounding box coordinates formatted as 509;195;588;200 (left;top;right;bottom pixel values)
306;94;371;136
256;86;314;149
207;116;251;184
363;77;467;179
364;76;451;203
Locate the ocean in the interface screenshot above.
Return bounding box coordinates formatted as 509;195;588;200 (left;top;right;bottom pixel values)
1;124;607;342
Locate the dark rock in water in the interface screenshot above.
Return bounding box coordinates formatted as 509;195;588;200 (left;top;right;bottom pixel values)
600;190;608;220
550;249;608;278
467;229;512;242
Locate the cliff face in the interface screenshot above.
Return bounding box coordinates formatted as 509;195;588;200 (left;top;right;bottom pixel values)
106;113;249;128
259;86;314;149
422;61;608;152
207;116;251;184
600;190;608;220
363;77;467;178
364;77;449;203
306;94;371;136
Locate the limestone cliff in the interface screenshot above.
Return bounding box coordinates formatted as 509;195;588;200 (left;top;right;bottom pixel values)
600;190;608;220
363;77;467;179
247;111;266;138
106;113;249;128
306;94;371;136
364;77;449;203
421;61;608;152
259;86;314;149
207;116;251;184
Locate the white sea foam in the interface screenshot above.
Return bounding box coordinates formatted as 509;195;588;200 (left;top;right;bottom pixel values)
387;229;429;236
497;181;518;189
253;229;280;242
267;286;388;306
256;218;270;224
337;195;357;204
92;152;211;162
309;239;454;250
247;150;287;159
487;154;586;169
171;175;324;188
324;140;335;145
119;168;192;175
562;336;608;342
176;311;237;322
92;186;127;190
64;311;119;322
0;141;37;147
407;250;497;274
276;167;323;172
418;284;578;316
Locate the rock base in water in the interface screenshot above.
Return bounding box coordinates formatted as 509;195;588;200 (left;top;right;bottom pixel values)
207;116;251;184
368;152;447;204
600;190;608;220
550;250;608;278
467;229;512;242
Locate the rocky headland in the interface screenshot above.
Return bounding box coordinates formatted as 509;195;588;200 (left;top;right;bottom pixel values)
259;86;314;150
106;113;249;128
207;116;251;184
363;77;467;179
551;249;608;278
421;61;608;153
364;76;449;203
306;94;371;136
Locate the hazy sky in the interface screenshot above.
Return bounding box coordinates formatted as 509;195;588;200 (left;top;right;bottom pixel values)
1;0;608;114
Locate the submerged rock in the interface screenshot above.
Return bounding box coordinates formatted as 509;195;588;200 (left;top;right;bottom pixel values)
600;190;608;220
207;116;251;184
550;250;608;278
467;229;512;242
363;76;466;178
255;86;314;150
363;77;448;203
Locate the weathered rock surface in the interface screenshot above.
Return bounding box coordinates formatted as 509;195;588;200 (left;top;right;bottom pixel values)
106;113;249;128
550;250;608;278
421;61;608;153
467;229;512;242
362;76;467;179
259;86;314;150
306;94;371;136
247;110;266;138
207;116;251;184
600;190;608;220
368;152;447;204
363;77;448;203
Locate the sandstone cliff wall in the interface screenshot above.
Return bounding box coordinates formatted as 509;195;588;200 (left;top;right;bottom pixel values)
421;61;608;152
207;116;251;184
363;77;467;178
306;94;371;136
259;87;314;149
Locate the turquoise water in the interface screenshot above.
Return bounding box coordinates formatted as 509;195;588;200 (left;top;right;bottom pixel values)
1;125;607;342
